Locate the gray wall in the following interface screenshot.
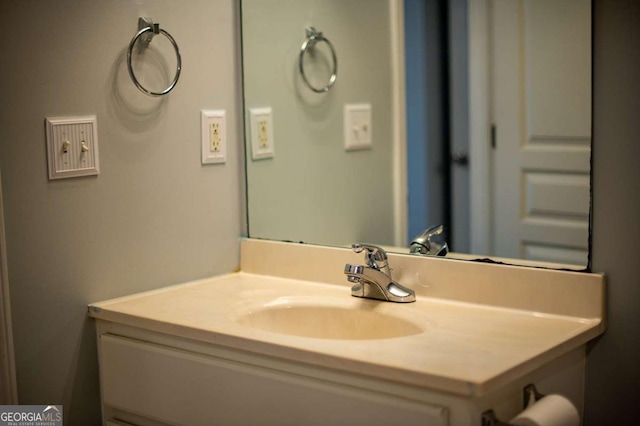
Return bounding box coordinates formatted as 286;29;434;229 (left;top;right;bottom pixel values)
0;1;243;424
586;0;640;423
1;0;639;424
242;0;395;247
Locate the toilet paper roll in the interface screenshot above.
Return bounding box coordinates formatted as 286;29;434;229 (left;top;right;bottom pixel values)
510;394;580;426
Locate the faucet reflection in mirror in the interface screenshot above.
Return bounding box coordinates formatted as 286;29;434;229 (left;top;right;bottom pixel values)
345;244;416;303
410;224;449;257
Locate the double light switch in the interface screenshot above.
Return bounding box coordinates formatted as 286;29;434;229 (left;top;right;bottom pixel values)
45;115;99;179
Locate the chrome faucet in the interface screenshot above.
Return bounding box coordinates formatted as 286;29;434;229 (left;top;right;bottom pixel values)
344;244;416;303
410;224;449;256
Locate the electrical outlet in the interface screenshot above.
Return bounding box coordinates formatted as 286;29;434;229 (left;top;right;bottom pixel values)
344;103;372;151
201;110;226;164
249;107;274;160
210;122;221;152
258;119;269;149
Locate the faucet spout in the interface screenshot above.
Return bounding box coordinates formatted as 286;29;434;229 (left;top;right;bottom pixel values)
344;264;415;302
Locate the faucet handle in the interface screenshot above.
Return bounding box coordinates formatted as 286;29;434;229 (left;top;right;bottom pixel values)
351;243;389;272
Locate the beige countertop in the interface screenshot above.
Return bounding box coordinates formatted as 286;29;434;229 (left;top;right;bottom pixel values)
89;267;604;397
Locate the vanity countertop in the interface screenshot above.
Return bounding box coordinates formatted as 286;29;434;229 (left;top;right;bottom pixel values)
89;269;604;397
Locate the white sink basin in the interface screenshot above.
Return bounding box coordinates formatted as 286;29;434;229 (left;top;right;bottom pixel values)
229;296;424;340
89;268;605;396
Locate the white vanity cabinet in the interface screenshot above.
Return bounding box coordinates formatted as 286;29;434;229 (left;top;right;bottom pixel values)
92;239;604;426
95;320;586;426
97;322;447;426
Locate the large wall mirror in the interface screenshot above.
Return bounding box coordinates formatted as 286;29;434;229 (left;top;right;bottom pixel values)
241;0;592;270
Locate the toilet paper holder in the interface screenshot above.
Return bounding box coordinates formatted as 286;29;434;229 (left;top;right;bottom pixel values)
481;384;545;426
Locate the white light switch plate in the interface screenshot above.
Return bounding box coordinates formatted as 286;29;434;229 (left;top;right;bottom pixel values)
201;109;226;164
45;115;99;180
249;107;274;160
344;104;372;151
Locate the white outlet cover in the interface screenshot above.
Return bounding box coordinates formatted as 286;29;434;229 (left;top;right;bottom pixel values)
249;107;274;160
201;109;226;164
45;115;100;180
344;104;372;151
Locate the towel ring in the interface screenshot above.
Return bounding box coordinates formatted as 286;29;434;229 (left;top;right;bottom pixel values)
127;17;182;97
299;27;337;93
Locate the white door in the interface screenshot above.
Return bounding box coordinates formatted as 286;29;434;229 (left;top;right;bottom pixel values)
490;0;591;265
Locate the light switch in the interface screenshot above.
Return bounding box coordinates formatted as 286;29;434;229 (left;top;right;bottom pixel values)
45;115;99;180
344;104;372;151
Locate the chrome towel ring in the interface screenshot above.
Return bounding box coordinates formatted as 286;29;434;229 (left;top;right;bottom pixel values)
127;17;182;97
299;27;338;93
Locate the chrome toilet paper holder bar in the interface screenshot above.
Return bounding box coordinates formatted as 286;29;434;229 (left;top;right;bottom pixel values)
481;384;545;426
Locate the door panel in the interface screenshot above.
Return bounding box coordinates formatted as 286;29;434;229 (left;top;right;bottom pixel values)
491;0;591;265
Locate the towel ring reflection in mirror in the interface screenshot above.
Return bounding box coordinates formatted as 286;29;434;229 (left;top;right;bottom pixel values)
299;27;338;93
127;17;182;97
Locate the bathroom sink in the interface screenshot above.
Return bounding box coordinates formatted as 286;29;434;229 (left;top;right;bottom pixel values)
229;297;424;340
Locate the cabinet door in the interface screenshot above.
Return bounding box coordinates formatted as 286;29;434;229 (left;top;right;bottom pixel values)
99;334;448;426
